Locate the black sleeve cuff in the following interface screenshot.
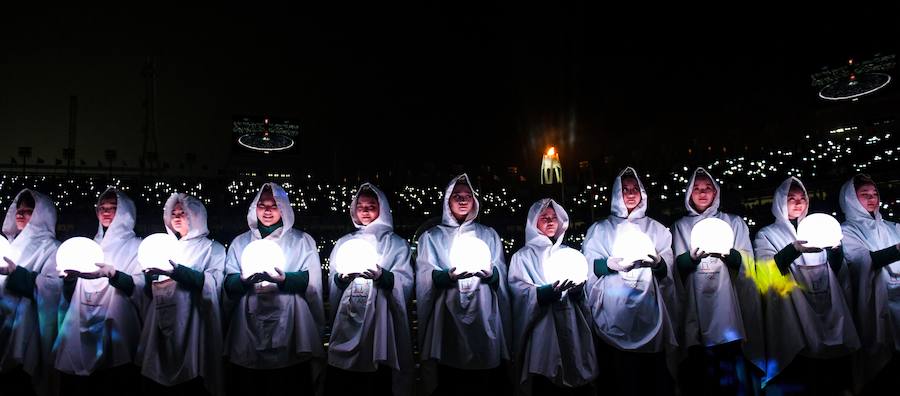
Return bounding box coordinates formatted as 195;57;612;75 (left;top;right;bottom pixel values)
224;273;252;299
676;252;700;277
334;273;352;290
871;245;900;270
432;269;454;289
594;258;616;276
374;269;394;290
108;271;135;296
569;286;585;301
63;277;77;302
724;249;743;271
171;264;205;291
6;266;37;298
278;271;309;295
651;257;668;280
774;243;802;275
827;246;844;274
143;272;155;298
536;284;561;305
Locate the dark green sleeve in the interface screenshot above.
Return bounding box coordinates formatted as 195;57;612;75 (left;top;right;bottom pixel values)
724;249;743;271
871;245;900;270
569;285;585;302
432;269;454;289
593;258;616;277
774;243;802;275
374;269;394;290
108;271;135;296
278;271;309;295
171;264;205;291
143;272;155;298
333;273;351;290
651;257;668;280
483;267;500;290
676;252;700;278
827;246;844;274
224;273;252;299
63;277;77;302
536;284;561;305
5;266;37;298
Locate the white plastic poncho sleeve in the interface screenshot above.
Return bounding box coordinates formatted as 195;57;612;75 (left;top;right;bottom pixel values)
752;177;859;386
135;193;225;395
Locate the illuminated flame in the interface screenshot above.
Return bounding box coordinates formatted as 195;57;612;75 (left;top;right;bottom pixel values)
547;147;556;156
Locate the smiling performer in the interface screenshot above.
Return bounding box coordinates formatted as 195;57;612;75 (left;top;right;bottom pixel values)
222;183;325;395
415;173;512;396
671;168;764;395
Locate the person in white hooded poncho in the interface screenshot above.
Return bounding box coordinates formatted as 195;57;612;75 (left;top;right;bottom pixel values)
415;174;512;396
837;174;900;394
508;198;596;396
326;183;414;396
54;188;145;396
0;190;61;396
581;167;678;396
671;168;764;395
136;193;224;395
222;183;325;395
753;177;859;395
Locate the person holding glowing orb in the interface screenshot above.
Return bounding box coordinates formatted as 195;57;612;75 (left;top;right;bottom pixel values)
54;188;145;395
135;193;225;395
753;177;858;394
415;174;511;396
0;190;61;396
838;174;900;394
222;183;325;394
508;198;596;395
326;183;414;396
671;168;764;395
581;167;677;396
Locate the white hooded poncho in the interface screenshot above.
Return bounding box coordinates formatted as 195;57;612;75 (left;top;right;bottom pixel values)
508;198;597;393
327;183;414;395
415;174;512;395
0;189;61;394
753;177;859;385
671;168;765;371
136;193;225;394
838;176;900;386
54;188;144;375
223;183;326;371
582;167;678;356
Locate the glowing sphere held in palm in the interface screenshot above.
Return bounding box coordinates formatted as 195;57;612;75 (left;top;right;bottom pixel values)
797;213;843;248
240;239;286;278
690;218;735;255
334;238;378;275
138;233;178;271
611;225;656;265
449;235;491;273
56;237;105;274
543;248;589;284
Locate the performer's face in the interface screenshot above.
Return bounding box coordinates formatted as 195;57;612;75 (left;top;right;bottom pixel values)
256;190;282;227
535;206;559;238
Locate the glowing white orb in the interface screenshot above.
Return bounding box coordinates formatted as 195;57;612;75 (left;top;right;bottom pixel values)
543;248;589;284
56;237;105;274
690;218;735;255
138;233;178;271
611;225;656;266
449;235;491;274
240;239;286;278
334;238;378;275
798;213;843;249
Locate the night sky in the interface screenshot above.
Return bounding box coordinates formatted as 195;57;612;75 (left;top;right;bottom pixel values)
2;5;898;179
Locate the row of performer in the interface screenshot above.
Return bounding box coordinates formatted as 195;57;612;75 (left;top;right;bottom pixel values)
0;167;897;396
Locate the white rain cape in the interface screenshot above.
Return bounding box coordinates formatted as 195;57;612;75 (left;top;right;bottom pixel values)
415;174;512;395
582;167;678;355
671;168;765;371
136;193;224;394
838;177;900;387
0;189;61;394
223;183;326;373
54;188;144;375
508;198;597;393
327;183;414;395
753;177;859;385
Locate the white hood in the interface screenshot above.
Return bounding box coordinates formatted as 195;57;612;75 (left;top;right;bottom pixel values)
771;177;808;227
441;173;480;227
523;198;568;254
610;167;649;219
246;183;295;241
163;193;210;241
683;167;722;217
349;183;394;239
